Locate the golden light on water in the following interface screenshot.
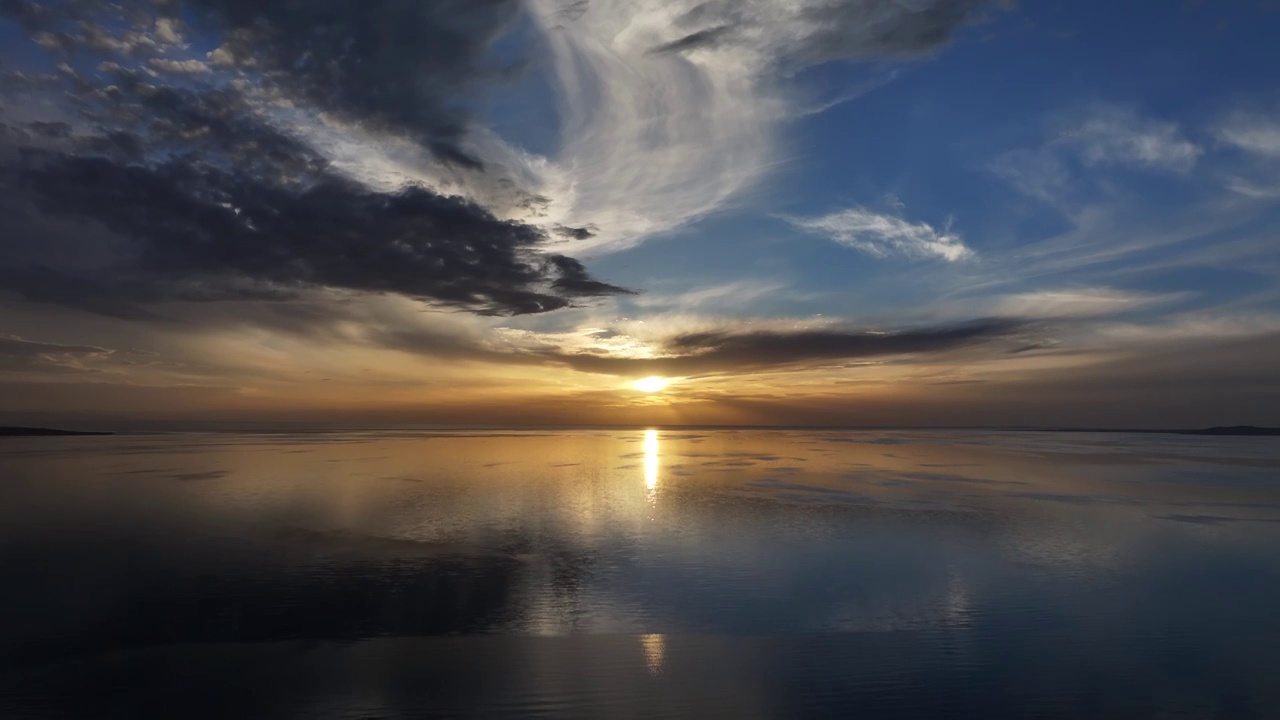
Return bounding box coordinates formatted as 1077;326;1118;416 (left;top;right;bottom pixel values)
632;376;670;393
643;429;660;492
640;633;666;675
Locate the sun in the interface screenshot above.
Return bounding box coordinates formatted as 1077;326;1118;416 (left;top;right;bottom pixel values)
632;376;670;393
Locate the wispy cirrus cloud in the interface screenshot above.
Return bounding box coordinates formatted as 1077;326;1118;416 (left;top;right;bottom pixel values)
524;0;1011;252
784;206;974;262
0;334;113;374
631;279;791;310
992;105;1203;208
1058;106;1202;172
1215;111;1280;199
1216;112;1280;159
989;288;1187;319
982;102;1280;293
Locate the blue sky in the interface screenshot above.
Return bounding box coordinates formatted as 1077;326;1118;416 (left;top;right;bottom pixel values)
580;0;1280;324
1;0;1279;428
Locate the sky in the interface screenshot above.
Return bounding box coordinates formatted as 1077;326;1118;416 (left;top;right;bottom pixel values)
2;0;1279;429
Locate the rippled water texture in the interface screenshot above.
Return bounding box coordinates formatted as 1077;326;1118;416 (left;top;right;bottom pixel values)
2;430;1279;718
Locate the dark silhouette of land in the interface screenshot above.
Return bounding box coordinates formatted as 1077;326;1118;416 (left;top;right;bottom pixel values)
0;427;114;437
1007;426;1280;437
1176;426;1280;436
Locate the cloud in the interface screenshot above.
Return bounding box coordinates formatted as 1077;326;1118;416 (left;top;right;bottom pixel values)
3;0;1013;267
1216;113;1280;159
552;225;597;241
1212;111;1280;199
525;0;1010;251
638;0;1004;64
0;334;113;373
0;335;109;358
988;148;1073;206
546;255;637;298
146;58;210;74
25;121;72;139
191;0;525;168
1057;106;1202;172
646;25;739;56
537;318;1027;376
1;0;523;167
0;4;630;318
990;288;1185;319
9;153;629;316
1225;178;1280;199
979;103;1280;296
339;308;1031;380
632;279;789;310
991;106;1204;211
785;206;974;261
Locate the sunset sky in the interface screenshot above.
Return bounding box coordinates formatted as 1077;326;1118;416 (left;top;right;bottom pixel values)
2;0;1279;429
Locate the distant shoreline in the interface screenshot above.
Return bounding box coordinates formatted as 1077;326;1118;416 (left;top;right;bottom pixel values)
1;425;1276;437
0;427;114;437
1005;426;1280;437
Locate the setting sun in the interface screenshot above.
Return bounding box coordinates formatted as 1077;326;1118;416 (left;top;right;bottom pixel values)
1;1;1276;716
632;376;670;393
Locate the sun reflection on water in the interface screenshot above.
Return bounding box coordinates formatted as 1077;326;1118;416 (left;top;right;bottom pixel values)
643;429;660;502
640;633;666;675
643;430;660;490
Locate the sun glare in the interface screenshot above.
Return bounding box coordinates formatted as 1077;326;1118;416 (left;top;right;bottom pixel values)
633;376;670;393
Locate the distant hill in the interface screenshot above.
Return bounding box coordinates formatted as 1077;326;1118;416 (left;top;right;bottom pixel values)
1174;426;1280;436
956;426;1280;436
0;427;113;437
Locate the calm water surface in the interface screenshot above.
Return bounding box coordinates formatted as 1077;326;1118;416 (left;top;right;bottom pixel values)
2;430;1278;718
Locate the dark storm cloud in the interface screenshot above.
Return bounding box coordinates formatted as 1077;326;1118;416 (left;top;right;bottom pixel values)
187;0;524;168
540;319;1028;376
25;121;72;139
0;1;630;318
2;0;522;165
9;153;626;316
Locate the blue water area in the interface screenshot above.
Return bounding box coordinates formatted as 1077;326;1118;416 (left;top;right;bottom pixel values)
1;430;1278;718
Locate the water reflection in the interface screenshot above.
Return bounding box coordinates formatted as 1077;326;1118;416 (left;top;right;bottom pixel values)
643;429;660;499
640;633;666;675
1;429;1279;718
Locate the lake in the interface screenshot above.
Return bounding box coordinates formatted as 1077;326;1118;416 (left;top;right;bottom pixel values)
2;429;1278;718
